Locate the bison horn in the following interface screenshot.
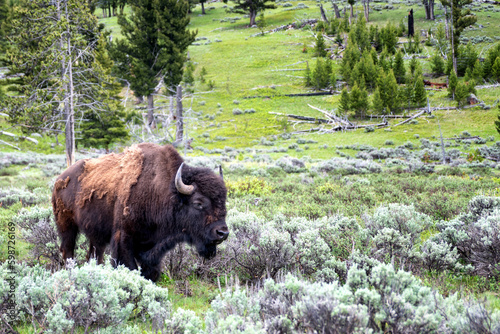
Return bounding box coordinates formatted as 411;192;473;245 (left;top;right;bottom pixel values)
219;165;223;180
175;163;194;195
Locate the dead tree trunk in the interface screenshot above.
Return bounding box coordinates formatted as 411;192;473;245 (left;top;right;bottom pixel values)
362;0;370;22
147;94;156;129
319;5;329;23
175;85;183;144
331;0;341;18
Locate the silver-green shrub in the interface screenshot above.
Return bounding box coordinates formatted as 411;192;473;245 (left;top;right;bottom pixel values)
11;261;170;333
206;264;500;333
433;196;500;279
364;204;432;269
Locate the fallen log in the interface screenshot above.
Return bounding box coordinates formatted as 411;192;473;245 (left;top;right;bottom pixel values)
245;91;335;99
307;104;353;127
269;112;330;124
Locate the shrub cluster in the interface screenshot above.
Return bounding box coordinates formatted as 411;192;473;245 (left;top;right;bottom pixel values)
206;266;500;333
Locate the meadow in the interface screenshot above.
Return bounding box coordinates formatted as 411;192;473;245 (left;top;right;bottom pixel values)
1;0;500;332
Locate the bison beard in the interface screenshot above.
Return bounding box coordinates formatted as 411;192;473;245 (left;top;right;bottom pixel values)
52;144;228;282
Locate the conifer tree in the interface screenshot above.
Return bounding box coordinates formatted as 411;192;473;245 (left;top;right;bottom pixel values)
430;53;445;76
372;87;384;114
441;0;477;73
350;83;369;118
393;50;406;84
6;0;113;165
113;0;196;128
79;36;129;151
339;87;350;115
471;59;483;81
492;57;500;82
384;70;400;113
304;62;312;87
315;32;328;57
225;0;276;26
412;72;427;107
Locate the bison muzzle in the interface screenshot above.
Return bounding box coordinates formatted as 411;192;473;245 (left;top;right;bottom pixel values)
52;143;228;281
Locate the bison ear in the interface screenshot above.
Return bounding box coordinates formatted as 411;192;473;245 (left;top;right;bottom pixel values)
218;165;223;180
175;163;195;195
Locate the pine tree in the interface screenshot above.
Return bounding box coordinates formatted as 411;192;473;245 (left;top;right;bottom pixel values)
430;53;445;76
409;57;418;76
492;57;500;82
472;59;483;81
412;72;427;107
304;62;312;87
227;0;276;26
372;87;385;114
113;0;196;128
339;87;350;115
384;70;400;113
393;50;406;84
315;32;328;57
79;36;129;151
350;83;369;118
441;0;477;73
6;0;110;165
455;81;469;107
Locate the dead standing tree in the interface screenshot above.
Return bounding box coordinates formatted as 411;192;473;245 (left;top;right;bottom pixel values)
7;0;107;167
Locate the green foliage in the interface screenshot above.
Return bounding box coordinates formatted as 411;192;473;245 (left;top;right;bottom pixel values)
378;22;398;53
412;72;427;107
3;261;172;333
113;0;196;96
349;83;369;118
79;36;129;151
226;176;272;196
372;87;384;114
430;53;445;76
392;50;406;84
314;32;327;57
256;12;266;36
448;70;458;99
226;0;276;26
492;56;500;82
442;0;477;60
311;58;330;90
339;87;350;115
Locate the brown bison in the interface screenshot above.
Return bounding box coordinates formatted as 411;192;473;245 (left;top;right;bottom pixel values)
52;143;229;281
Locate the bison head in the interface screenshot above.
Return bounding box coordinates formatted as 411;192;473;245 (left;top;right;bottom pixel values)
175;163;229;259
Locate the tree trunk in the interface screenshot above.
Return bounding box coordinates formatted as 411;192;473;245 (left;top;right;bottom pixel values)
175;85;183;143
332;1;341;19
108;5;111;18
102;8;106;18
349;5;354;24
147;94;156;129
319;4;329;23
429;0;435;20
249;9;257;26
444;6;449;39
65;4;75;167
201;2;205;14
363;0;369;22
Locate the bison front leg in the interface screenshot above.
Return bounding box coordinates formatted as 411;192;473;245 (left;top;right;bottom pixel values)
110;230;138;271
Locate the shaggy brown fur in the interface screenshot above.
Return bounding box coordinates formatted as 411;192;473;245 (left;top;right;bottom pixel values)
52;144;229;281
76;145;143;215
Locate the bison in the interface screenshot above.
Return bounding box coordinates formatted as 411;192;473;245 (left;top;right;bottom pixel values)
52;143;229;281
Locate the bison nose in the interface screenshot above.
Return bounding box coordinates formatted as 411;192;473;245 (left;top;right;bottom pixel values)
216;229;229;241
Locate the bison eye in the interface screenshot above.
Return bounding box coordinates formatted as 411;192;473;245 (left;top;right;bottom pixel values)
193;201;204;210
